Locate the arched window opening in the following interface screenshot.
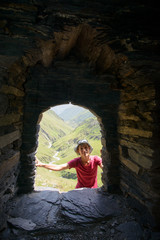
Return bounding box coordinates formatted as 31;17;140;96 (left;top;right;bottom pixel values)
35;103;103;192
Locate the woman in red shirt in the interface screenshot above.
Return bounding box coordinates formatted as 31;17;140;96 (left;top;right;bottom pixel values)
36;140;103;189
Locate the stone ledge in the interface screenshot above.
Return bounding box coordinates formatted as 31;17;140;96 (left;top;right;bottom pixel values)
0;130;21;148
7;188;121;228
2;188;155;240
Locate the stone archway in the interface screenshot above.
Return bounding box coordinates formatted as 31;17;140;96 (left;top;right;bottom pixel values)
17;52;121;194
14;23;131;196
34;103;103;191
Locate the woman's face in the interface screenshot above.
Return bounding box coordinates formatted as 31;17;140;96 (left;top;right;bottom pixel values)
78;143;90;157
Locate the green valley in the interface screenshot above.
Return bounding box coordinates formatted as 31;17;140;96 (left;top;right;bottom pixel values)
36;109;73;163
35;105;103;192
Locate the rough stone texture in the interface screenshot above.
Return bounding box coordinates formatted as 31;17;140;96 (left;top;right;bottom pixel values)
7;218;36;231
0;151;20;178
8;189;121;226
119;155;140;175
9;190;61;227
0;0;160;232
0;188;157;240
0;130;21;148
61;188;121;223
0;93;8;115
116;221;143;240
0;85;24;97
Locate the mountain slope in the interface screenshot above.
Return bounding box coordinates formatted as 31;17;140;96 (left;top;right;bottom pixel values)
36;108;103;191
53;104;94;128
40;110;73;141
66;109;94;128
36;109;73;162
51;116;102;163
51;104;72;115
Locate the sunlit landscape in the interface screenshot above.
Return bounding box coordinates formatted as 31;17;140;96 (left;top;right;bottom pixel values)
35;104;103;192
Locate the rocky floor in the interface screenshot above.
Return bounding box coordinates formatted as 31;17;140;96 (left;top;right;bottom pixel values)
0;188;160;240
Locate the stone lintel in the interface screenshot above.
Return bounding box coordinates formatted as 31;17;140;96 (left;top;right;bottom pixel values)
120;156;140;175
118;126;152;138
0;85;24;97
0;130;21;148
0;114;21;127
0;151;20;179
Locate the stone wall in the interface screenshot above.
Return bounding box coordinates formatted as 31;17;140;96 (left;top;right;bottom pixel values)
17;59;120;194
118;57;160;224
0;58;24;229
0;0;160;229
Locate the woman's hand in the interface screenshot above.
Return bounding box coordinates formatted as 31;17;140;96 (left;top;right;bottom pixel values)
35;157;69;171
35;157;44;167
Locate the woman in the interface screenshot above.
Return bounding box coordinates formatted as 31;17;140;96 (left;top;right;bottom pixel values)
36;139;103;189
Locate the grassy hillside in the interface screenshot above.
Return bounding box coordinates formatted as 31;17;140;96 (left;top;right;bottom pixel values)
36;109;73;163
51;117;102;162
67;109;94;128
35;109;103;192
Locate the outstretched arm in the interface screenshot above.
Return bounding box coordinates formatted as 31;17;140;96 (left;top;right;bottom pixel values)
36;157;69;171
99;162;103;169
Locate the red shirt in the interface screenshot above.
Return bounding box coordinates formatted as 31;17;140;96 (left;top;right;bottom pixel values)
68;156;102;189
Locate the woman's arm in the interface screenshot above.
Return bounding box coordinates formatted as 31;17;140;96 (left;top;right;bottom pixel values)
99;162;103;169
36;158;69;171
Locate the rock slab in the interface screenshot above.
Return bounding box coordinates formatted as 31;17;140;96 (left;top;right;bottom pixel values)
61;188;121;223
8;188;121;231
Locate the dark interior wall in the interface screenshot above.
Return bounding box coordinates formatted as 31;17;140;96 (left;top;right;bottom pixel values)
0;0;160;229
118;56;160;225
